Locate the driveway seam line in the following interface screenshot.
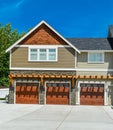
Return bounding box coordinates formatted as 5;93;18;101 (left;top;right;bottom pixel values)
103;107;113;122
0;105;44;125
56;106;73;130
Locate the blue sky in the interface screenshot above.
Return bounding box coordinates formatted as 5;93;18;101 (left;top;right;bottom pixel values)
0;0;113;38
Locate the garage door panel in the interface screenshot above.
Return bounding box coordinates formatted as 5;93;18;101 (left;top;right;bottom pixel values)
80;83;104;105
46;83;70;105
16;83;39;104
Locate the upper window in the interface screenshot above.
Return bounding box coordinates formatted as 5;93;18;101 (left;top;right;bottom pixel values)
29;48;57;62
88;52;104;63
39;49;47;61
30;49;38;61
48;49;56;61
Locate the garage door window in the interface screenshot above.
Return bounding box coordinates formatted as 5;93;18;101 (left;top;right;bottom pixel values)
80;83;104;87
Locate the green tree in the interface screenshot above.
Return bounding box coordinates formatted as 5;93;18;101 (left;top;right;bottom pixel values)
0;23;25;87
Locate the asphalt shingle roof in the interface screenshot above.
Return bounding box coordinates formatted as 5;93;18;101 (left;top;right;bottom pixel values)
67;38;113;50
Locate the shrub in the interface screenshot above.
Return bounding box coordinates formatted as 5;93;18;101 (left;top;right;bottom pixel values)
0;77;9;87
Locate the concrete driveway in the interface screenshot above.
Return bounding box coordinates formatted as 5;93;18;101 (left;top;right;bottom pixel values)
0;104;113;130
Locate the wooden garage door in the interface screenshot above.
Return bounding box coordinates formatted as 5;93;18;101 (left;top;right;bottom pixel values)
46;83;70;105
80;83;104;105
16;82;39;104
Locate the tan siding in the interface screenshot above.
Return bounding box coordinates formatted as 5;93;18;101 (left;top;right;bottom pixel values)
77;71;108;76
11;47;75;68
77;52;113;69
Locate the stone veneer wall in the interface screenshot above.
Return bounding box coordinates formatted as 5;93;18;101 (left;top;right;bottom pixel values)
70;89;76;105
10;70;76;75
9;86;14;104
39;85;45;104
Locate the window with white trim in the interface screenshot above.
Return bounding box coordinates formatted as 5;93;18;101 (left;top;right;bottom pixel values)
30;49;38;61
88;52;104;63
39;49;47;61
29;48;57;61
48;49;56;61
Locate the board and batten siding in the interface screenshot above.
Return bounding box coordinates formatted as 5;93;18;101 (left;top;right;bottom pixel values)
11;47;75;68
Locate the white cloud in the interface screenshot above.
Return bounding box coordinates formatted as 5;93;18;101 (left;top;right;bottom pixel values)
15;0;25;8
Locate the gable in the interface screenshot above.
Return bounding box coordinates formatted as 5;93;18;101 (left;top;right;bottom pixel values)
6;20;80;53
19;24;68;45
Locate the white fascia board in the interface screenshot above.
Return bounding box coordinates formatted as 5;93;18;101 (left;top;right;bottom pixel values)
43;21;80;53
6;21;45;53
10;67;113;72
16;45;70;48
10;67;76;71
80;50;113;52
76;68;113;72
6;20;80;53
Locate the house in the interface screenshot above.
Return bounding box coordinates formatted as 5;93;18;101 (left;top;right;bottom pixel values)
6;20;113;105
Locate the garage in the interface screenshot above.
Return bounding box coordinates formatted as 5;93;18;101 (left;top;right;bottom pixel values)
16;82;39;104
46;82;70;105
80;83;104;105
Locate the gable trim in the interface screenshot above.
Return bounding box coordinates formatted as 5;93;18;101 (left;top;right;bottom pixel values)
15;45;71;48
6;20;80;53
80;50;113;52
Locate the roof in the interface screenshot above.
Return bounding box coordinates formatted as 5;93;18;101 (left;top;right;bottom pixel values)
67;38;113;50
6;21;113;52
6;20;80;53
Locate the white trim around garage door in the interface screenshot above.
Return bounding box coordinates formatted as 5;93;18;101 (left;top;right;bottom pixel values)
44;81;71;105
77;81;108;106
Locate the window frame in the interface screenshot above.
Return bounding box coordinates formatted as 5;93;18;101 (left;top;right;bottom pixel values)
29;48;38;61
48;48;57;61
39;48;47;61
28;47;58;62
88;52;104;63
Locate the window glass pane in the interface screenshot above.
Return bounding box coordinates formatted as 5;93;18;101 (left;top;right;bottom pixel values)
48;49;56;61
97;53;103;62
30;49;37;60
89;53;103;63
89;53;95;62
49;49;56;53
39;49;47;60
49;54;56;60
